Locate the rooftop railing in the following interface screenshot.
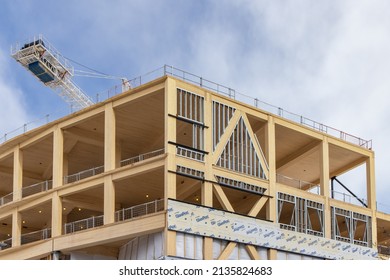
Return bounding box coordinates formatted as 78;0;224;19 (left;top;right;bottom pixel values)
1;65;372;150
21;228;51;245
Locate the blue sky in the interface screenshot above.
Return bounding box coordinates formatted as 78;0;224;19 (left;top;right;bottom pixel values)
0;0;389;210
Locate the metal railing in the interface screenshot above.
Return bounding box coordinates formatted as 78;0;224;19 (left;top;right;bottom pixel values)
0;238;12;250
64;165;104;184
115;199;164;222
331;190;368;208
163;65;372;149
21;228;51;245
64;215;104;234
176;146;205;162
1;65;372;150
378;245;390;256
0;192;13;207
22;180;52;198
120;148;165;167
276;174;320;194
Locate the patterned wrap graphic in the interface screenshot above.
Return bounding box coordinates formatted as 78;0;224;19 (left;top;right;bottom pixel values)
167;200;378;260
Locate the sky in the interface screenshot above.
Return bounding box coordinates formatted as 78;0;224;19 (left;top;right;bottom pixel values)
0;0;389;211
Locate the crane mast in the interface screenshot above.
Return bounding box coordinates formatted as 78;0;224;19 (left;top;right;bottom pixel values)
11;35;95;111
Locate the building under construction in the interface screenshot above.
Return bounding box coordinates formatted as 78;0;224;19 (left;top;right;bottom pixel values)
0;39;390;260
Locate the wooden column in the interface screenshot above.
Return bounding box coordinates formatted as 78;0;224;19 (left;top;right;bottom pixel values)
51;192;62;237
164;77;177;257
52;127;64;237
104;103;116;172
366;155;377;247
104;176;115;225
265;116;277;259
12;209;21;247
52;127;64;188
103;103;117;225
12;146;23;201
320;137;331;239
202;91;213;260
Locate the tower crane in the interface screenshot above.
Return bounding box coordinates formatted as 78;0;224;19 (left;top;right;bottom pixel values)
11;35;129;111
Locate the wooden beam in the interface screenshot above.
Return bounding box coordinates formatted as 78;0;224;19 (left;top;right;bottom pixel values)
213;184;234;212
62;197;104;213
177;180;200;201
64;127;104;148
217;242;237;260
54;212;165;252
276;140;320;171
212;111;241;162
245;245;261;260
247;196;268;217
242;113;269;178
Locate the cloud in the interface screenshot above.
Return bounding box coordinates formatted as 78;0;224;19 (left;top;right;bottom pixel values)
0;49;30;141
181;0;390;204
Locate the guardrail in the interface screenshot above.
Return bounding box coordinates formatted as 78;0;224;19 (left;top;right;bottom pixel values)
22;180;52;198
64;166;104;184
64;215;104;234
21;228;51;245
0;238;12;250
0;192;13;207
276;173;320;194
115;199;164;222
176;146;205;162
120;148;165;167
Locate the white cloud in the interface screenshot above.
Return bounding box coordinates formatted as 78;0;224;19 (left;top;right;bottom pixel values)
0;49;30;141
182;0;390;205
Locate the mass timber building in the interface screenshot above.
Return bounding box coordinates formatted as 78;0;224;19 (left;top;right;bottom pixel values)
1;67;389;260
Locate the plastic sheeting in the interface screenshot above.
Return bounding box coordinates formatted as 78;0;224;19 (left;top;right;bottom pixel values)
276;251;322;260
70;252;116;260
118;231;164;260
